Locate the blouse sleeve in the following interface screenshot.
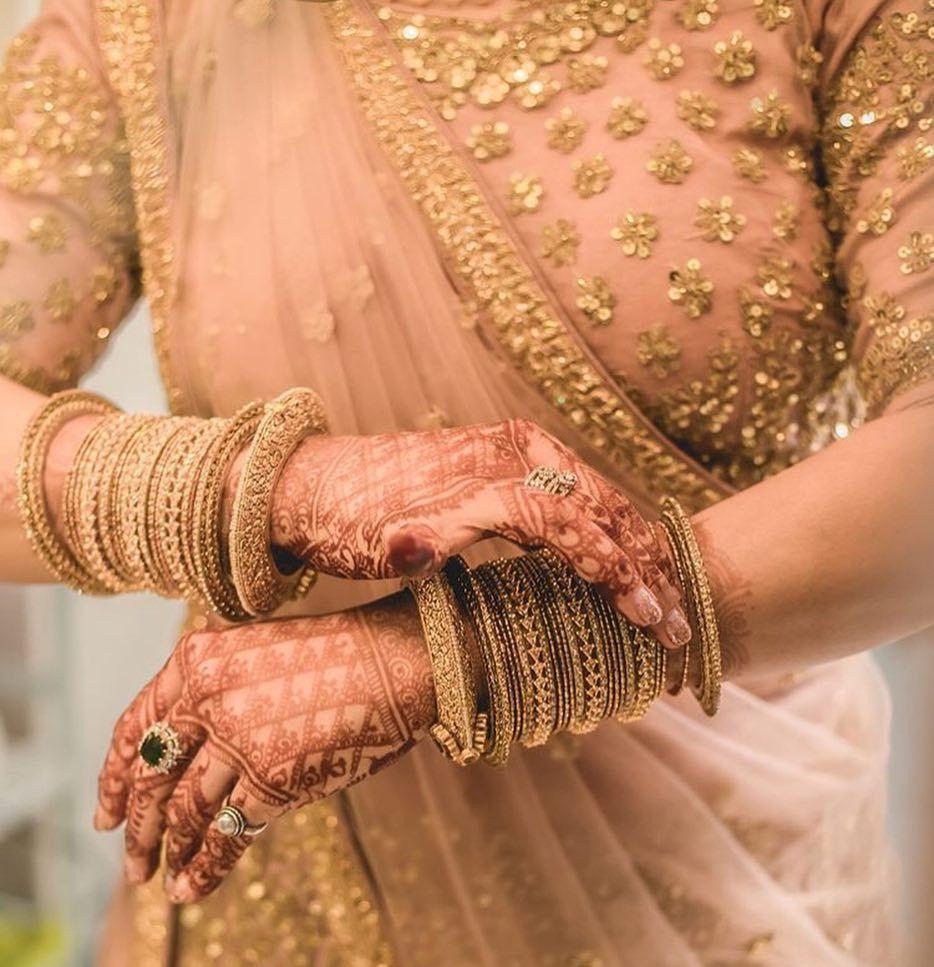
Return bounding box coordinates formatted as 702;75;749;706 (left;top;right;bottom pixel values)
0;0;138;394
817;0;933;415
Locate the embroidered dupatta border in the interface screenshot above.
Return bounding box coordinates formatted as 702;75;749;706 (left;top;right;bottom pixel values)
325;0;728;513
96;0;182;412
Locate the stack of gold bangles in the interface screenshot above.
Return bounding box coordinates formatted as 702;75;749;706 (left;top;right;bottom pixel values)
408;498;722;766
17;387;327;620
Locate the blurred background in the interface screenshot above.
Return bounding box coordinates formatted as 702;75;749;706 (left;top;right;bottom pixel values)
0;2;931;966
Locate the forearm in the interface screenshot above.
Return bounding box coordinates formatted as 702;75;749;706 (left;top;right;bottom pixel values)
0;376;101;583
696;384;934;680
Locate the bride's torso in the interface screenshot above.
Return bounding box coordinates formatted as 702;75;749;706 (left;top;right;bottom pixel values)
161;0;857;491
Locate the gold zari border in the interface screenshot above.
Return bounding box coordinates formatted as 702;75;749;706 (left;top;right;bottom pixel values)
96;0;181;412
325;0;727;513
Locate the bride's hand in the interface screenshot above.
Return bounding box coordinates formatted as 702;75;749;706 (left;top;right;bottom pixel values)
94;595;433;902
261;418;690;647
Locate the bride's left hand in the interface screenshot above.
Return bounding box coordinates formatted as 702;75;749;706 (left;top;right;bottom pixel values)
93;594;434;903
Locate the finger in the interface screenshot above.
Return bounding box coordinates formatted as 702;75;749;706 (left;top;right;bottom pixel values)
94;654;183;831
507;418;691;647
164;784;280;904
385;523;449;578
161;744;239;880
122;719;207;885
490;483;670;623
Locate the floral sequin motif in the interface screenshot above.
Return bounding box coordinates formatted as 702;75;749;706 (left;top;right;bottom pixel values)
637;324;682;378
732;147;767;182
796;43;823;88
896;137;933;180
573;154;614;198
576;275;616;325
758;256;794;299
748;91;791;138
466;121;512;161
739;290;773;337
668;259;713;317
856;188;897;236
610;211;658;258
567;55;608;93
27;213;67;253
754;0;793;31
546;108;587;153
643;39;684;80
679;0;719;32
898;231;933;275
647;140;693;184
540;218;581;266
607;97;649;138
676;90;719;131
507;173;545;214
772;200;799;240
712;31;756;84
695;196;745;242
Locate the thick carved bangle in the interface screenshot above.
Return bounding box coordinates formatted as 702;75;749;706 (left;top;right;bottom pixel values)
660;497;722;716
229;388;328;616
17;390;119;593
407;571;483;766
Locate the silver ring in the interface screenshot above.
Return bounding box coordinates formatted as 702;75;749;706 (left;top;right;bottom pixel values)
524;465;578;497
214;799;268;838
138;722;186;774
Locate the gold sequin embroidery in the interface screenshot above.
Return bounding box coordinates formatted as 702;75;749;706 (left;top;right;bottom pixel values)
508;172;545;213
637;324;682;378
668;258;713;317
540;218;581;266
897;230;933;274
573;153;613;197
576;275;616;325
467;120;512;161
647;139;693;183
610;210;658;258
713;31;756;84
695;196;745;242
748;90;791;138
607;96;649;138
546;107;587;153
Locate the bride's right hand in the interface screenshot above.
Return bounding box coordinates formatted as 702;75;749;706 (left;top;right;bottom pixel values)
254;418;690;647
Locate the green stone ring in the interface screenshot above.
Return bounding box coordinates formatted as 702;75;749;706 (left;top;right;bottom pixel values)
138;722;185;774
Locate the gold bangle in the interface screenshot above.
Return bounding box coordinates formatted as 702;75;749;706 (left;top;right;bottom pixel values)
17;390;119;593
446;556;513;766
407;571;482;765
99;415;156;590
188;401;264;620
229;388;328;616
538;551;608;734
660;498;722;716
494;556;555;747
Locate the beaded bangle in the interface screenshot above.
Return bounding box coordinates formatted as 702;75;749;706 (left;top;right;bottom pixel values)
17;390;119;593
229;388;328;616
407;571;483;765
660;497;722;716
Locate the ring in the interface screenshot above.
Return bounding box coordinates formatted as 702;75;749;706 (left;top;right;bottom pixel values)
214;799;268;838
524;466;578;497
138;722;186;774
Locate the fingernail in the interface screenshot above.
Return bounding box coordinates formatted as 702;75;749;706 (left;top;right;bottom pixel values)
665;610;692;647
633;586;663;625
388;531;439;577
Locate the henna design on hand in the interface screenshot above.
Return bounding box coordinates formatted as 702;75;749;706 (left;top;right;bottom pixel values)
96;593;434;903
268;418;688;645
